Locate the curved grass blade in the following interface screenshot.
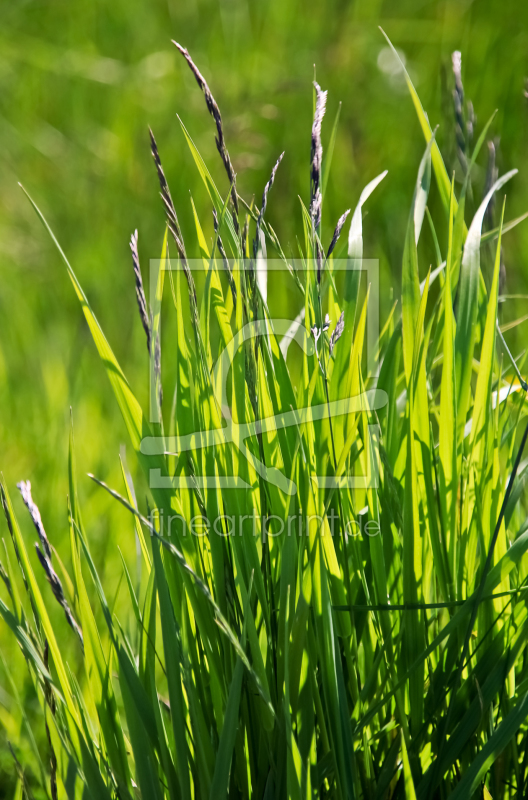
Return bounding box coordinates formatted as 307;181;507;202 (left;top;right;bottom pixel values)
455;171;517;435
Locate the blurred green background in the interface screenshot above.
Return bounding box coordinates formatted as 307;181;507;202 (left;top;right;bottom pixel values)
1;0;528;790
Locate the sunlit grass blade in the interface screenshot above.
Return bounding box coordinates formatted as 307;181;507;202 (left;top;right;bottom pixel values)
455;171;517;436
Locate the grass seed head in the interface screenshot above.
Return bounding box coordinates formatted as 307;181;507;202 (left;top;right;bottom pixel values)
174;41;239;226
452;50;468;170
327;208;351;258
17;479;83;648
17;480;52;561
329;310;345;355
253;151;284;261
130;229;151;352
34;543;83;649
149;127;198;307
310;80;327;230
149;128;186;259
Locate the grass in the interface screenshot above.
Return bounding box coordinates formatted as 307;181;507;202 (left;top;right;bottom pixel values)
3;29;528;800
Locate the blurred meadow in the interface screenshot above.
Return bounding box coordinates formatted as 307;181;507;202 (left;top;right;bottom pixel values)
1;0;528;791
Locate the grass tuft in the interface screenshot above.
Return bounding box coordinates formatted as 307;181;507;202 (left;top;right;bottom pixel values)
3;35;528;800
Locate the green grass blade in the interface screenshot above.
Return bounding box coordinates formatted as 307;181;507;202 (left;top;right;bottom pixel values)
455;171;517;435
449;693;528;799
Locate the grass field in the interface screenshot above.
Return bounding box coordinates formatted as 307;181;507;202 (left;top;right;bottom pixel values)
1;0;527;538
2;0;528;796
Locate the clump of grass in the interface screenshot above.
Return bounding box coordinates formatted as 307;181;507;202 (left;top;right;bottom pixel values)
2;32;528;800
